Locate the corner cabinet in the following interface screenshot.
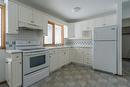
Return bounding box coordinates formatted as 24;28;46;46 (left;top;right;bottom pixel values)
6;53;22;87
49;48;70;72
5;0;19;34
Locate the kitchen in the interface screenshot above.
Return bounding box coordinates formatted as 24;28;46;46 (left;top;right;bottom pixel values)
0;0;127;87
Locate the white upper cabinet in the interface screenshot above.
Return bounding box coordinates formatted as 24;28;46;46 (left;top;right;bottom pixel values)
68;23;75;38
6;1;18;34
32;9;44;27
64;25;68;38
18;5;33;24
74;22;82;39
94;17;105;28
94;14;117;28
104;14;117;26
18;4;48;31
42;14;48;36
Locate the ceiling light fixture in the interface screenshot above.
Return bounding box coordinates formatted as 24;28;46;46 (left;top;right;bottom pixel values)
73;7;81;12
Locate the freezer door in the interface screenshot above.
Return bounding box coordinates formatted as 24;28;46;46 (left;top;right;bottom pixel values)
93;41;117;74
94;26;117;40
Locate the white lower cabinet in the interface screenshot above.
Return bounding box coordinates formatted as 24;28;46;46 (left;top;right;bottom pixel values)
6;53;22;87
49;50;59;72
69;48;93;65
83;48;93;66
49;48;70;72
49;47;92;72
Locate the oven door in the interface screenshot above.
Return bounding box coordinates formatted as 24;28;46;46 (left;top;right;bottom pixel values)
23;51;49;75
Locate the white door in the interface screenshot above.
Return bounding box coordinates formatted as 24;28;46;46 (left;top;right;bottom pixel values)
94;26;117;40
93;41;117;74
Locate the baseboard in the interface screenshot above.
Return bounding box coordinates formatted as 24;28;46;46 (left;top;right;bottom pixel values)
0;81;6;84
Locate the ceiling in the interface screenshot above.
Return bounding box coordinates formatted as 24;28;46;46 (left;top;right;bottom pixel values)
18;0;118;22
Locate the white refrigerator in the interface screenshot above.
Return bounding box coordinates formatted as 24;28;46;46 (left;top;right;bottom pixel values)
93;25;117;74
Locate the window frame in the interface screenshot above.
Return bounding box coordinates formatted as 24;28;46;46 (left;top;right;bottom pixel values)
0;5;6;49
44;21;64;46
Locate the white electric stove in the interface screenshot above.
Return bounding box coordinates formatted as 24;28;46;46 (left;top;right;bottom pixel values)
15;40;49;87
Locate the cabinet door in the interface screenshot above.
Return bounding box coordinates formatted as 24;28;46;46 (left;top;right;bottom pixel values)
94;17;105;28
49;50;59;72
69;48;74;62
64;48;70;65
32;9;43;27
75;23;82;39
12;60;22;87
43;14;48;36
19;5;32;24
5;60;12;87
76;48;84;64
49;53;55;72
105;15;117;26
68;23;75;38
57;49;65;68
83;48;93;66
7;1;18;34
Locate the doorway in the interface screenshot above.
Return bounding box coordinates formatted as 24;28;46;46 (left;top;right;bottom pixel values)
122;0;130;76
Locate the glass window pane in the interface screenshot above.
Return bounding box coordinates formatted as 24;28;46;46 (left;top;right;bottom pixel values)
44;24;53;44
55;25;62;44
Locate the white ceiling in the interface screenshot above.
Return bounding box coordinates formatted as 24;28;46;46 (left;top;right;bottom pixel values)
18;0;118;22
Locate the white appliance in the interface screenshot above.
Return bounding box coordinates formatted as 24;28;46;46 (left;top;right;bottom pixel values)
93;25;117;74
15;40;49;87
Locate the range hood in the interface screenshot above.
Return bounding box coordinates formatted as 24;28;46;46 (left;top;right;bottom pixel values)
18;21;43;30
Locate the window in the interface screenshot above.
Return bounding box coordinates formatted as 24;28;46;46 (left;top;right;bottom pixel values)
44;21;64;46
0;5;5;48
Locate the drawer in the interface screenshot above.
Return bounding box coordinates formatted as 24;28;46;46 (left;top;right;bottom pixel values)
11;53;22;61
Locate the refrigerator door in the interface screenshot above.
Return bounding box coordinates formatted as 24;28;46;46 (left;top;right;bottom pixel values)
93;41;117;74
94;26;117;41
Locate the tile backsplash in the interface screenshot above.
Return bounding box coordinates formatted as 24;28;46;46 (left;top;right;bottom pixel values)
6;29;44;50
64;38;93;47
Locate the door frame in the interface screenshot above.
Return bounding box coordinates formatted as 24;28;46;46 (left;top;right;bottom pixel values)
117;0;122;75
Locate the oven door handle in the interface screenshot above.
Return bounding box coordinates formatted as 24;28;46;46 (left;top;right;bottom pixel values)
23;52;48;56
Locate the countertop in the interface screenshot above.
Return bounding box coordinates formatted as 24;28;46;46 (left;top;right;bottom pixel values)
6;46;93;54
6;50;23;54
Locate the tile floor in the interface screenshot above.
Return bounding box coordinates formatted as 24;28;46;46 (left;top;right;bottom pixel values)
1;61;130;87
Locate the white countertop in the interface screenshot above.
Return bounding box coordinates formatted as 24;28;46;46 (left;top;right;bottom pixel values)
6;50;23;54
6;46;93;54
